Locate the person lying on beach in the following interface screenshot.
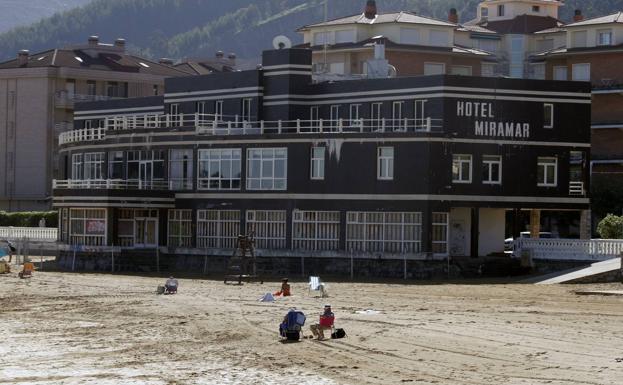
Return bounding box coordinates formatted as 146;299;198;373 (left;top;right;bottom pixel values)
274;278;291;297
310;304;334;340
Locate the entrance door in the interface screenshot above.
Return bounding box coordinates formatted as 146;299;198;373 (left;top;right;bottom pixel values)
139;161;153;189
135;218;158;248
450;219;467;256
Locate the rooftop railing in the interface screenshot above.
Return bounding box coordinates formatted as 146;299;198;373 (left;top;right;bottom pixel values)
53;179;193;191
54;91;121;108
58;113;441;145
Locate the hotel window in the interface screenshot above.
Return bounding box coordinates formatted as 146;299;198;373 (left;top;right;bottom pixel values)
168;210;192;248
532;5;540;13
71;154;83;180
153;85;159;96
84;152;104;180
108;151;124;179
598;29;613;46
310;147;325;180
482;155;502;185
69;208;106;246
242;98;252;122
246;210;287;249
196;101;206;115
392;101;404;131
335;29;356;44
169;103;180;127
429;30;449;47
481;7;488;18
84;120;92;129
478;39;498;53
349;104;361;127
247;148;287;190
537;157;558;187
346;212;422;254
377;147;394;180
572;63;590;81
414;100;427;130
371;102;382;130
87;80;96;96
535;39;554;52
452;154;472;183
497;4;505;16
215;100;224;121
197;210;241;249
293;211;340;251
106;81;118;97
432;212;449;256
400;28;420;45
553;66;568;81
330;105;340;130
544;104;554;129
198;149;241;190
310;106;319;130
531;63;545;80
424;62;445;75
169;149;193;190
450;66;472;76
117;209;134;247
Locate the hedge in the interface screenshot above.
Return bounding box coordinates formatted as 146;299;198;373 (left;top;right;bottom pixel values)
0;211;58;227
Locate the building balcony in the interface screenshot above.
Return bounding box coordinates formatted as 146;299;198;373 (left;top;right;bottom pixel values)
58;113;441;145
54;91;120;109
53;179;193;191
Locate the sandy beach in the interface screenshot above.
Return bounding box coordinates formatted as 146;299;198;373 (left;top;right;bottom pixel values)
1;271;623;385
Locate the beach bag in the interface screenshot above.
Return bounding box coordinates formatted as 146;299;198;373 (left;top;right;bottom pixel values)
331;328;346;339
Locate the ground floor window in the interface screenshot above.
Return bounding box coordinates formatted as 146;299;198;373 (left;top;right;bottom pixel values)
432;212;449;255
168;210;192;248
69;208;107;246
292;211;340;251
197;210;240;249
117;209;135;247
346;212;422;254
246;210;287;249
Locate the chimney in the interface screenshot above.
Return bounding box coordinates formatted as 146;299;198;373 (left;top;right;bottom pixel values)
114;38;126;51
364;0;377;20
17;50;29;66
215;51;224;59
88;35;99;47
448;8;458;24
573;9;584;22
159;58;174;65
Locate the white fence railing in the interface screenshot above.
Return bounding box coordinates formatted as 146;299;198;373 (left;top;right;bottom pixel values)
515;238;623;261
58;113;442;145
0;227;58;241
53;179;189;190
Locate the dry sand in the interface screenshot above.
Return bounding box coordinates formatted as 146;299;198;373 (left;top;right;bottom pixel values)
1;271;623;385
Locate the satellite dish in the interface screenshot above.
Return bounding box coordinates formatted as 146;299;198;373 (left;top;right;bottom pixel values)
273;35;292;50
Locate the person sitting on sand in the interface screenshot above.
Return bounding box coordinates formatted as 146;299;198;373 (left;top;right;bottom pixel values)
310;304;334;340
274;278;291;297
165;276;178;293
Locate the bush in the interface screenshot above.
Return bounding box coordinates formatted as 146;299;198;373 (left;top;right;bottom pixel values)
596;214;623;239
0;211;58;227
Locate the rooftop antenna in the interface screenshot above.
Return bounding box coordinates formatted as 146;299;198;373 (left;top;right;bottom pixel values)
323;0;328;72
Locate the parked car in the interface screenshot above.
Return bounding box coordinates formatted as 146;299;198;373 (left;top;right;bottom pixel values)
504;231;554;253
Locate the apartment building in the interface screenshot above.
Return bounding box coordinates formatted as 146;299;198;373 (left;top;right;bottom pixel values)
0;36;189;211
51;47;590;274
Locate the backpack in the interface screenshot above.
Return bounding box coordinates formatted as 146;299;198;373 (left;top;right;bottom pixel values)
331;328;346;339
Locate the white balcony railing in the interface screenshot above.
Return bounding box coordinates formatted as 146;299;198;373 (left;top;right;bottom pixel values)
53;179;192;191
515;238;623;261
58;113;441;145
0;226;58;241
59;127;106;145
569;181;585;196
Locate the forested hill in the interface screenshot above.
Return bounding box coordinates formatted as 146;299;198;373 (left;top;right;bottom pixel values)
0;0;93;33
1;0;623;62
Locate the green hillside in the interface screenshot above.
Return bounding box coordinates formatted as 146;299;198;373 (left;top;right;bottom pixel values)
1;0;623;62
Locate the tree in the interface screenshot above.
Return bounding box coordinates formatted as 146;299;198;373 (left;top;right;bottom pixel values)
596;214;623;239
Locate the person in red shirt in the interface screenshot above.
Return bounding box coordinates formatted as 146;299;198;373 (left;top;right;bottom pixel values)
310;304;334;340
274;278;291;297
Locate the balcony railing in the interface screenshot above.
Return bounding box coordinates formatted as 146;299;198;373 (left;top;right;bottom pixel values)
54;91;121;109
515;238;623;261
53;179;193;191
59;127;106;145
58;113;441;145
0;226;58;241
569;181;585;196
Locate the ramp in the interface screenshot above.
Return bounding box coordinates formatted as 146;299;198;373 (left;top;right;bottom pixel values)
534;258;621;284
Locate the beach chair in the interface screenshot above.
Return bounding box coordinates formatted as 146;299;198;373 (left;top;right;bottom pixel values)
279;310;306;341
19;262;34;279
308;276;327;297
